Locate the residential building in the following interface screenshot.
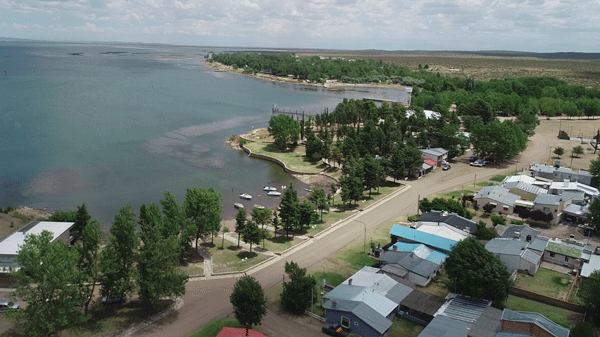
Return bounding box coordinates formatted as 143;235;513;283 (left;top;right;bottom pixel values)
322;266;413;337
500;309;570;337
533;194;572;225
389;224;457;253
415;211;477;235
548;180;599;202
485;238;544;275
377;242;448;286
420;148;448;167
0;221;75;272
418;294;491;337
398;290;445;325
562;203;589;224
530;163;593;186
543;239;585;269
581;247;600;281
474;186;521;214
501;180;548;202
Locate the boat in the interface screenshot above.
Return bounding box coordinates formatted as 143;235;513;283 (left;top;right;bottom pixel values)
267;191;282;196
253;204;265;209
234;203;244;209
263;186;277;191
239;193;252;200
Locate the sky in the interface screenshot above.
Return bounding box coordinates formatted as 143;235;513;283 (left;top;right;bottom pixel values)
1;0;599;52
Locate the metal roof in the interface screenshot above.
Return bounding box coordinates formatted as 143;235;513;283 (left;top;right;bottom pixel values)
581;254;600;278
469;306;503;337
417;211;477;234
549;181;599;196
546;241;583;259
418;315;472;337
534;193;571;206
521;249;543;265
474;186;521;207
501;309;570;337
426;251;448;265
417;224;470;242
391;242;423;252
420;148;448;157
436;294;491;324
390;224;457;252
486;238;527;256
502;181;548;196
380;263;408;278
563;203;589;217
0;221;74;255
527;237;549;253
500;225;539;241
400;290;445;316
398;253;440;278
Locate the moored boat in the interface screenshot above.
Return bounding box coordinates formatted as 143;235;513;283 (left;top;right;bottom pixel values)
234;203;244;209
267;190;282;196
239;193;252;200
263;186;277;191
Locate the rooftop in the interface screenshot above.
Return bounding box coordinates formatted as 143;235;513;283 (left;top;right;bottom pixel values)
469;306;503;337
474;186;521;207
549;180;599;196
400;290;445;316
390;224;457;252
417;211;477;234
502;181;548;196
545;241;583;259
501;309;570;337
581;254;600;278
534;193;571;206
500;225;539;241
0;221;74;255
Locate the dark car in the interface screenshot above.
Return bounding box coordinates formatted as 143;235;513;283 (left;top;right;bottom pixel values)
102;296;126;304
442;164;451;171
469;156;478;162
322;323;350;337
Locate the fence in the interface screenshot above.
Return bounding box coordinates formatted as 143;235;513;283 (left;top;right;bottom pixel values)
305;310;326;322
509;287;584;313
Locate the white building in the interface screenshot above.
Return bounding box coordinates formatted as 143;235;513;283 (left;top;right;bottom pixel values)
0;221;75;272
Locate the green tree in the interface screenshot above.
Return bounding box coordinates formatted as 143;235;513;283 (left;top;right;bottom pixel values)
271;210;280;238
279;184;299;237
309;189;329;221
554;147;565;159
242;220;260;252
10;231;86;337
78;219;104;316
588;197;600;232
403;146;424;177
73;203;91;238
230;275;267;331
579;270;600;325
268;114;301;149
362;154;385;197
474;221;498;240
390;147;406;182
297;201;315;234
48;209;77;222
444;237;512;308
572;145;585;158
251;206;272;229
100;205;138;301
161;191;197;257
184;187;223;247
137;203;187;309
235;208;247;248
280;261;317;314
570;321;599;337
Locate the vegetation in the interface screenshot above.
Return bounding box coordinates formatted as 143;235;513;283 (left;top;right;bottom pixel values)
490;214;506;226
444;237;512;308
570;321;599;337
554;146;565;158
419;197;473;219
280;261;317;314
474;221;498;240
230;275;267;330
572;145;585;158
579;270;600;325
268;114;301;150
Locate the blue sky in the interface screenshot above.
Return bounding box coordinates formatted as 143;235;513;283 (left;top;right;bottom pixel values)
1;0;599;52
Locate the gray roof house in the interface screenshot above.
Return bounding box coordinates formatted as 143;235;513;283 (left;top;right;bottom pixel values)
474;186;521;215
530;163;593;186
322;266;412;337
533;194;573;225
377;243;448;286
549;180;599;201
500;224;539;241
418;294;492;337
416;211;477;234
485;238;545;275
500;309;570;337
501;180;548;202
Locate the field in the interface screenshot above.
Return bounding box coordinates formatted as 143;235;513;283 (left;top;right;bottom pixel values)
298;51;600;88
514;268;574;301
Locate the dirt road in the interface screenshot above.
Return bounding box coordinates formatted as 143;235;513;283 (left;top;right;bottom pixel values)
136;118;600;337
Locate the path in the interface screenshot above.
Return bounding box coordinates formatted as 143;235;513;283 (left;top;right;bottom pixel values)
135;119;594;337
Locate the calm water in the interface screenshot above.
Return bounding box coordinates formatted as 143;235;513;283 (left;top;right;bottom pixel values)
0;41;409;224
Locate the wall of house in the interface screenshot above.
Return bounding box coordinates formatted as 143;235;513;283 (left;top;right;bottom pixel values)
501;320;555;337
519;258;540;276
543;251;578;269
421;153;440;164
0;255;18;273
474;197;514;215
325;309;387;337
54;229;73;246
498;254;521;274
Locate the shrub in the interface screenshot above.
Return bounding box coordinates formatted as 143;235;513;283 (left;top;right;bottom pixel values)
482;203;495;214
570;321;599;337
407;215;420;222
475;221;498;240
229;135;237;141
238;138;247;147
490;214;506;226
510;219;524;226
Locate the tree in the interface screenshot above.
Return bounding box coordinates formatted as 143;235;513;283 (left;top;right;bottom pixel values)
280;261;317;314
78;219;104;316
570;321;599;337
588;197;600;233
580;270;600;325
444;237;512;308
137;203;187;309
390;147;406;182
474;221;498;240
362;154;385;197
230;275;267;331
279;184;299;237
251;206;272;229
48;209;77;222
10;231;86;337
242;220;260;252
297;201;315;234
184;187;223;247
73;203;91;238
161;191;197;258
271;210;280;238
268;114;301;149
572;145;585;158
309;189;329;220
100;205;138;302
554;147;565;159
590;155;600;185
403;146;424;177
235;208;247;248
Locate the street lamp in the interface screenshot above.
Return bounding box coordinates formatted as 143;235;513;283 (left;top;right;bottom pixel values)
355;219;367;253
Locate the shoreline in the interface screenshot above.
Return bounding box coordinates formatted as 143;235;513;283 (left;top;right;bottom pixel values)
203;59;408;91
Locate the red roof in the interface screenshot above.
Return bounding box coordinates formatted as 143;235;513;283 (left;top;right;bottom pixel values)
216;327;268;337
424;159;437;167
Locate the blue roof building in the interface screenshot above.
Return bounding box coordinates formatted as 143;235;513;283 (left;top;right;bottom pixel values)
389;224;457;253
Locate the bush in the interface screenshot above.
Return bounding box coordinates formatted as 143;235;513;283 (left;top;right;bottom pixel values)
238;138;247;147
4;205;15;214
475;221;498;240
510;219;525;226
570;321;599;337
490;214;506;226
407;215;420;222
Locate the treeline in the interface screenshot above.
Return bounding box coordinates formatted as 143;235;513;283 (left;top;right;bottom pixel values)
212;52;600;117
9;188;224;337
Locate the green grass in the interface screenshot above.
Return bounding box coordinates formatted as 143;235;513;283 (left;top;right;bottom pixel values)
439;189;475;199
391;317;425;337
244;141;324;173
203;243;271;273
505;295;580;329
417;270;450;298
312;271;346;288
189;317;244;337
261;234;302;252
514;268;574;301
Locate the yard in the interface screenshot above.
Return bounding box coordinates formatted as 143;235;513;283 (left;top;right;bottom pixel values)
505;295;583;329
514;267;575;301
201;242;271;274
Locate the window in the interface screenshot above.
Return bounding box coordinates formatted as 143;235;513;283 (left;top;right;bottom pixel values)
550;252;555;257
565;256;569;262
341;316;350;328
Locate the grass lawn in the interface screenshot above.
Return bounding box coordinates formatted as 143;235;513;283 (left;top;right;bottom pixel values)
391;317;425;337
203;243;271;273
189;317;244;337
505;295;582;329
417;270;450;298
261;234;303;252
244;141;324;174
514;268;574;301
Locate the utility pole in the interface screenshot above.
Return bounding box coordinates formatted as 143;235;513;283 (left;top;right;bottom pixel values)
474;174;476;193
417;195;420;215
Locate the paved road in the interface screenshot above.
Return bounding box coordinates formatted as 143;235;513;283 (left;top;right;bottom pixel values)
137;130;552;337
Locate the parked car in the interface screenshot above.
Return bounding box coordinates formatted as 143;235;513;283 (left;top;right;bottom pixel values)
469;156;478;162
322;323;350;336
102;296;126;304
0;300;19;312
470;159;487;167
442;164;451;171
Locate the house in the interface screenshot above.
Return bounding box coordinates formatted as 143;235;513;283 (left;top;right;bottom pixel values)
389;224;457;253
415;224;470;242
500;309;570;337
485;238;544;275
580;247;600;281
0;221;75;272
377;243;448;286
415;211;477;235
468;306;503;337
548;180;599;202
420;148;448;167
500;180;548;202
530;163;593;186
474;186;521;214
418;294;491;337
543;239;585;269
322;266;413;337
216;327;267;337
533;194;573;225
562;203;589;224
398;290;445;325
418;161;435;178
